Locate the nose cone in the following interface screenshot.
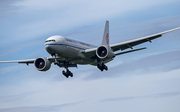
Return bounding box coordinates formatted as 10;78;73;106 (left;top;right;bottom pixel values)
45;37;56;54
44;35;65;55
45;45;53;54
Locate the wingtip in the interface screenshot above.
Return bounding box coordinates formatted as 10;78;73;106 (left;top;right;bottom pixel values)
161;27;180;34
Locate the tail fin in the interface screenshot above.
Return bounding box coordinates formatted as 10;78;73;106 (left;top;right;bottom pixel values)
102;20;109;46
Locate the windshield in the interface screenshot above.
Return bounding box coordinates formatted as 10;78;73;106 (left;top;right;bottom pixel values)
45;39;56;43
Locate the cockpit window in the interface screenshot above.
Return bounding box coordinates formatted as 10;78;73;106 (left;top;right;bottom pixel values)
45;39;56;43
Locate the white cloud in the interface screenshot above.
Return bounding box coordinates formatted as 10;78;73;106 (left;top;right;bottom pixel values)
7;0;179;41
0;40;43;57
1;68;180;112
0;101;82;112
14;0;179;12
0;64;23;75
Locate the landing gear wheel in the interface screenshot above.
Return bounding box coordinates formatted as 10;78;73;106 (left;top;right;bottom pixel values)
62;70;73;78
58;61;75;78
103;65;108;71
62;70;69;78
67;70;73;77
62;70;66;75
97;63;108;71
69;72;73;77
97;64;103;71
100;68;104;71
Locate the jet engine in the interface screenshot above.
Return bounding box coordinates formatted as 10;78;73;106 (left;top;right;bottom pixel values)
34;57;51;71
96;45;115;59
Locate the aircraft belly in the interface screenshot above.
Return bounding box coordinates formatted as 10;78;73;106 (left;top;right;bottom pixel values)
49;44;113;66
69;59;95;65
49;44;113;65
56;45;79;59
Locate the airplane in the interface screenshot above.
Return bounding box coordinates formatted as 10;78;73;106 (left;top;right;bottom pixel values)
0;21;180;78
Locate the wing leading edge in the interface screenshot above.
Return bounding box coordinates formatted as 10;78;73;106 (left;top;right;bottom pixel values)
0;59;35;64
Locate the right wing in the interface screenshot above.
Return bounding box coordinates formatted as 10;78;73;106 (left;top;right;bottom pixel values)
0;57;66;65
115;47;147;56
0;59;35;64
110;27;180;52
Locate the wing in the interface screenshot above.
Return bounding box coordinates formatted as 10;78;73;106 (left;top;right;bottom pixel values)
110;27;180;52
81;47;97;58
115;47;147;56
81;27;180;57
0;57;65;65
0;59;35;64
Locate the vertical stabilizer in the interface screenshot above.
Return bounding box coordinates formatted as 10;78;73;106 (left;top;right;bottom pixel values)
102;20;109;46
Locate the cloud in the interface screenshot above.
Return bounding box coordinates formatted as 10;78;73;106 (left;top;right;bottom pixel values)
0;101;83;112
0;64;180;112
0;65;23;75
101;91;180;102
0;91;37;103
14;0;179;14
2;0;178;42
0;39;43;57
110;16;180;43
0;0;22;15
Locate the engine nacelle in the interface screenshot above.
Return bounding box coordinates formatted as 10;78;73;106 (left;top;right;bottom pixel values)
96;45;115;59
34;57;51;71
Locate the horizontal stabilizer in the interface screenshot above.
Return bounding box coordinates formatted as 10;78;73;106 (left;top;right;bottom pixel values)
115;47;147;56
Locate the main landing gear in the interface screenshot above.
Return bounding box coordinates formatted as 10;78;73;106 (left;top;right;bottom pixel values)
62;68;73;78
97;60;108;71
52;53;74;78
58;62;74;78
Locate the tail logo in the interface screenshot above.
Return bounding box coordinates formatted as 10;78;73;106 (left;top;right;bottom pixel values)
106;33;109;45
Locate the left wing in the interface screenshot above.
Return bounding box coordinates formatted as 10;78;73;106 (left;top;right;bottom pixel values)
110;27;180;52
81;48;97;58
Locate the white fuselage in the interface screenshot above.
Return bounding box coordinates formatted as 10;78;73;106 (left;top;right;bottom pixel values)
45;35;99;65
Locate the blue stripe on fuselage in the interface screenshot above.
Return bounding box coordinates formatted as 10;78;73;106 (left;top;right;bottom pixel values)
45;43;87;50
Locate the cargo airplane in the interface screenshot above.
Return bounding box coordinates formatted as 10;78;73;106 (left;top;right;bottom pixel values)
0;21;180;78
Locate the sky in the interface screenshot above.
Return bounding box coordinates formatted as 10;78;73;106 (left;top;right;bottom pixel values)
0;0;180;112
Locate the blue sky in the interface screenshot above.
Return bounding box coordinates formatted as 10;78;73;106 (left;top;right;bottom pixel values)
0;0;180;112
